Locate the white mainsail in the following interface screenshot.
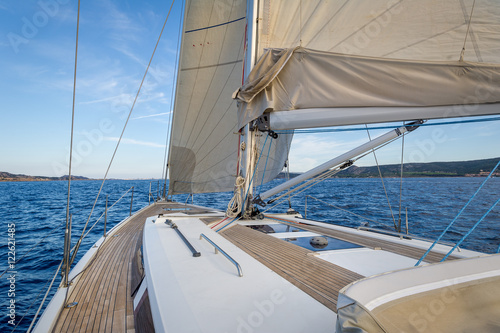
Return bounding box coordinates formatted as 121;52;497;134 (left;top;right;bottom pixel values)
168;0;291;195
169;0;500;195
235;0;500;128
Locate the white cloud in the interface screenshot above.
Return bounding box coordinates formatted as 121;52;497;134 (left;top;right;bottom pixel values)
132;112;171;120
80;93;133;105
288;133;368;172
104;136;165;148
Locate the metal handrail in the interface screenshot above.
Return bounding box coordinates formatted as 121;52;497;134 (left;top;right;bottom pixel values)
166;220;201;257
199;233;243;277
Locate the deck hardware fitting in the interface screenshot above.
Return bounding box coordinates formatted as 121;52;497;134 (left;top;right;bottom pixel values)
65;302;78;308
166;220;201;257
200;233;243;277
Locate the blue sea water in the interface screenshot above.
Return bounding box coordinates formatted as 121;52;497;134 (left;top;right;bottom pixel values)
0;177;499;331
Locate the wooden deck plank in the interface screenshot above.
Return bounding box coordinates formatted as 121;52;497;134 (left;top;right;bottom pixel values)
100;235;130;332
268;216;459;263
53;203;168;332
66;236;120;332
95;235;128;331
221;225;364;311
51;202;456;331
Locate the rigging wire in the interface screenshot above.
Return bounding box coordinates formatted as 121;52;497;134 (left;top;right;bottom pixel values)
286;159;293;209
0;220;64;279
442;196;500;261
274;116;500;135
69;0;177;267
82;187;135;239
415;159;500;266
260;133;406;218
10;270;52;333
62;0;81;287
162;0;183;199
258;136;274;193
397;121;406;232
365;125;398;230
0;195;110;280
261;165;346;214
26;260;64;333
302;195;381;226
25;186;137;330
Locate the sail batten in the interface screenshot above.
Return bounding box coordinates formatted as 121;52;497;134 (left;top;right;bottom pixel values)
185;16;246;33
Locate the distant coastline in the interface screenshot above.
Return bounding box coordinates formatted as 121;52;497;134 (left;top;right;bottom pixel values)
2;157;499;182
278;157;500;179
0;172;91;182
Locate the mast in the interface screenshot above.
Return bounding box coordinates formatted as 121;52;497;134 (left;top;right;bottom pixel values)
240;0;259;218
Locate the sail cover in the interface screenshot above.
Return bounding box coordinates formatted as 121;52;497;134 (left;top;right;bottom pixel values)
234;0;500;128
168;0;291;195
236;47;500;128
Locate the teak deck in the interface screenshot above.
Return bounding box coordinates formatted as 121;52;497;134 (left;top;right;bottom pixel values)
267;216;460;263
52;203;167;333
50;202;460;331
221;224;364;312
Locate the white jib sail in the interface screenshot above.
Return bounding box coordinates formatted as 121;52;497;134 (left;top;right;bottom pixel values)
168;0;291;195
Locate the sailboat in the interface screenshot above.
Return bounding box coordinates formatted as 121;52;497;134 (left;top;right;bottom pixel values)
33;0;500;332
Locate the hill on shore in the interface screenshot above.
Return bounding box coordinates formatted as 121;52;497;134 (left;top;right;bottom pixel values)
2;157;499;181
0;172;90;182
334;157;500;178
277;157;500;179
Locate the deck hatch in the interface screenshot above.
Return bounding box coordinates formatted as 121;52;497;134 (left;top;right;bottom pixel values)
247;224;362;251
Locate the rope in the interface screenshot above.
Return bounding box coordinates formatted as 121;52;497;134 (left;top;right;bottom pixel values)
70;0;176;266
216;216;241;232
442;196;500;261
211;216;230;229
459;0;477;61
242;134;269;206
226;176;245;217
274;116;500;135
416;159;500;266
365;125;398;230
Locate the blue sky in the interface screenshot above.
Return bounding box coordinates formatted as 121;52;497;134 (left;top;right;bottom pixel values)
1;0;499;179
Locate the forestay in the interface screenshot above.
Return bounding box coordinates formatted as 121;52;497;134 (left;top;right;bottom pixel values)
168;0;291;195
234;0;500;128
